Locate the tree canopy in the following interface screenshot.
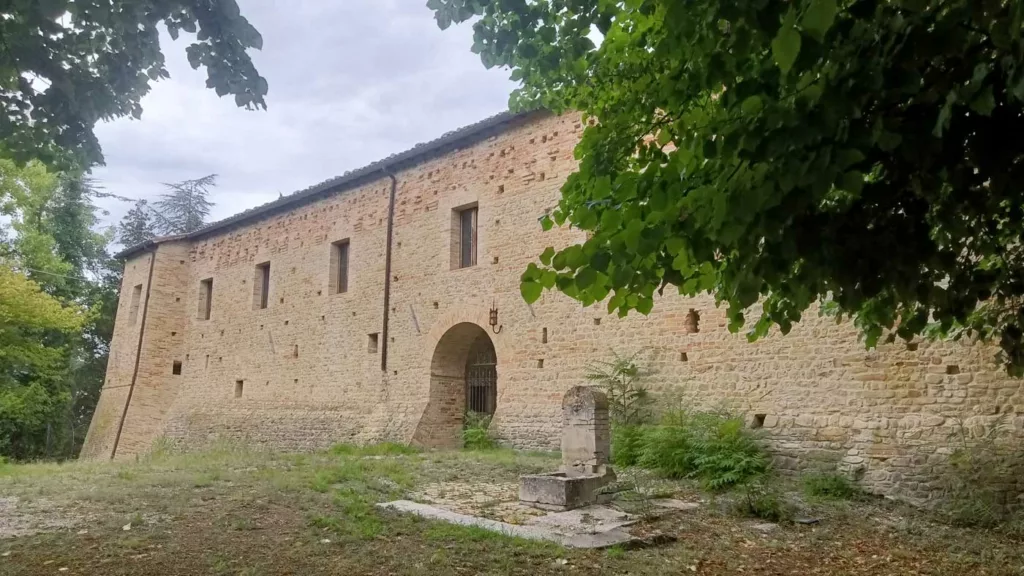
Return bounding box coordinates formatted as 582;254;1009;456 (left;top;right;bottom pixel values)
0;264;84;459
0;0;267;168
0;159;113;459
119;200;157;249
154;174;217;235
430;0;1024;374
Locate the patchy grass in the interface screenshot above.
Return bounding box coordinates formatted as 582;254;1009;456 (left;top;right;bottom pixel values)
802;472;864;501
328;441;420;457
0;445;1021;575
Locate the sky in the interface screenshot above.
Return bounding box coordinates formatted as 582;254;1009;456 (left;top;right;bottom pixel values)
91;0;517;234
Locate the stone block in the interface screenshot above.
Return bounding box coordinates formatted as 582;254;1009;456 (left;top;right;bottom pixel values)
795;414;815;427
518;472;615;511
560;386;611;475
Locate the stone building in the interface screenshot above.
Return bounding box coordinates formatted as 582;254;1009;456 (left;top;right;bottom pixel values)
82;110;1024;501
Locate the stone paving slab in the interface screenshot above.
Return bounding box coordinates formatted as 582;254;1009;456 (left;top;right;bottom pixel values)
651;499;701;511
378;500;636;549
523;505;636;535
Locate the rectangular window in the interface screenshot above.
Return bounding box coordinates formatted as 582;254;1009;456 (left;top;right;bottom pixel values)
172;361;182;375
198;278;213;320
453;205;478;269
368;333;379;354
330;240;350;294
253;262;270;309
235;380;244;398
128;284;143;324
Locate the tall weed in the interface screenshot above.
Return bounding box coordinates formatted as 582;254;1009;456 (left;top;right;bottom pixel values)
802;472;862;501
462;411;497;450
736;478;793;522
592;350;767;491
631;410;770;490
585;350;654;426
611;425;647;467
938;415;1024;527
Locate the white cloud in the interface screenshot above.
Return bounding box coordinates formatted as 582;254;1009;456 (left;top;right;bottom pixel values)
91;1;515;234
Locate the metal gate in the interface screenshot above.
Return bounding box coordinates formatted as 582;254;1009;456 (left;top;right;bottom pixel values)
465;334;497;415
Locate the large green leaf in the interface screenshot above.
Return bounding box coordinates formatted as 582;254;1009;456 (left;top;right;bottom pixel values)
520;280;543;304
771;27;802;74
802;0;837;40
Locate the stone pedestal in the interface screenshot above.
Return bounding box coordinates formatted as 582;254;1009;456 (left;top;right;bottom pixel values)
519;386;615;510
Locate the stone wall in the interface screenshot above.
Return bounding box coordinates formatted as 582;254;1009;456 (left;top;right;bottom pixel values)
82;242;190;459
82;111;1024;502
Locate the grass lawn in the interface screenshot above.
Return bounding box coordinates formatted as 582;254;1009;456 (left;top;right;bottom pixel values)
1;443;1021;575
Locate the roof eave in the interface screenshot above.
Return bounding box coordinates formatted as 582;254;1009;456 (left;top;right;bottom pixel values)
114;108;545;261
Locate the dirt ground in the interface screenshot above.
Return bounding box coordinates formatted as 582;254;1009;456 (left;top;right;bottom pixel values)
1;445;1021;575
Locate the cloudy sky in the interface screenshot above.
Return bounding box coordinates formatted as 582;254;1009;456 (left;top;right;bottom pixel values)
91;0;516;232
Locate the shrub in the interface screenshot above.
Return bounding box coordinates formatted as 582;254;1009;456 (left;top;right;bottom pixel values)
462;411;496;450
802;472;862;500
611;425;646;467
635;420;701;478
585;350;654;426
736;479;792;522
613;467;661;519
630;410;770;490
592;351;767;491
688;414;769;490
938;415;1024;527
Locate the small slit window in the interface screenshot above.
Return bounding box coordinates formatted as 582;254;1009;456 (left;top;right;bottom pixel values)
254;262;270;309
128;284;143;324
235;380;244;398
368;333;379;354
198;278;213;320
172;361;182;375
330;239;350;294
452;204;478;269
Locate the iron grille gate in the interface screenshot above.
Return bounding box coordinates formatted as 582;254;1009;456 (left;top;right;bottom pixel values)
465;335;497;415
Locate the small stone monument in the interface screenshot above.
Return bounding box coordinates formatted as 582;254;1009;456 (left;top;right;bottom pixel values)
519;386;616;510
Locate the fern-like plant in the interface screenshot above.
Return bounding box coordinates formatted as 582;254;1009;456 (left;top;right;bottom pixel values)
636;410;769;490
938;414;1023;527
585;350;654;426
462;411;496;450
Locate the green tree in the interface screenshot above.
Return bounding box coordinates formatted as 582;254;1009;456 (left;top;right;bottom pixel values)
0;0;267;168
154;174;217;234
119;200;157;248
430;0;1024;374
0;160;71;288
0;159;117;458
0;264;83;459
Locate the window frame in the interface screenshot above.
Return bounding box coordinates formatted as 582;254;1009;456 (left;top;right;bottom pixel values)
451;203;479;270
128;283;143;324
254;261;271;310
198;278;213;320
330;239;350;294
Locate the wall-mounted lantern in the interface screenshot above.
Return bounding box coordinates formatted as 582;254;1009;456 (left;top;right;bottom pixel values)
489;300;503;334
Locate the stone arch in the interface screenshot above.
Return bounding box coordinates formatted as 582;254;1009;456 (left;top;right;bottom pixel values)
412;322;498;448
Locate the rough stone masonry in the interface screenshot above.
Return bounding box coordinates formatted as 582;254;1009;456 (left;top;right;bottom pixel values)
81;110;1024;504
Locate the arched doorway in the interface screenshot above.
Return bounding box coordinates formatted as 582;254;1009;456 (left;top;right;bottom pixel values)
412;322;497;448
